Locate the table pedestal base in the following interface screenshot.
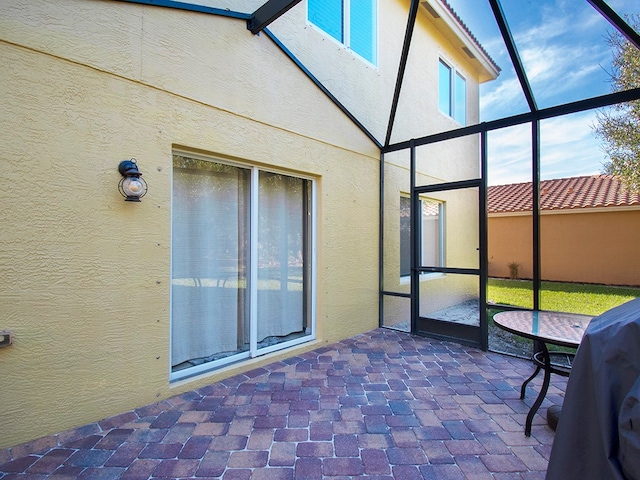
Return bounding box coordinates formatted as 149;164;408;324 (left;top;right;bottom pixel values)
520;342;573;436
492;310;591;437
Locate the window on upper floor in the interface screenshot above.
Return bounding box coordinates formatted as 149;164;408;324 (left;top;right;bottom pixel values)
439;59;466;125
307;0;377;65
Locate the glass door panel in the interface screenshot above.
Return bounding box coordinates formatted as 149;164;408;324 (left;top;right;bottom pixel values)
256;172;311;352
418;274;480;345
171;155;315;380
171;156;250;374
413;183;485;348
419;274;479;324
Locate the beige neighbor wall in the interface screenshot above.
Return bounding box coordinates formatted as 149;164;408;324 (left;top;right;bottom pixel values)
488;215;533;280
488;209;640;286
0;0;381;449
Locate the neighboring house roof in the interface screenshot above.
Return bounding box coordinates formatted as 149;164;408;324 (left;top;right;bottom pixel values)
488;175;640;213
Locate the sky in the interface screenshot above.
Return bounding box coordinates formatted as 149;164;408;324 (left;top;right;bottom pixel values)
444;0;638;185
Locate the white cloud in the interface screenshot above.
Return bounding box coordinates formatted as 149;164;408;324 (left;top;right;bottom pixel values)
480;0;611;185
487;124;533;185
487;111;608;185
539;112;608;179
480;77;528;117
479;0;615;117
447;0;626;185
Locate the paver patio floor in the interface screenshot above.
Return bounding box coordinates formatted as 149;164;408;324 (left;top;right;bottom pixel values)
0;328;566;479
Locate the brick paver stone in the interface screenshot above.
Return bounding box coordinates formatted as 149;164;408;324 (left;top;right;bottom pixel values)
0;329;569;480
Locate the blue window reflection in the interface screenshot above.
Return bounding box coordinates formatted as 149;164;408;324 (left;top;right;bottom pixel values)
308;0;376;65
350;0;375;64
455;73;466;125
439;59;466;125
439;60;452;116
308;0;343;43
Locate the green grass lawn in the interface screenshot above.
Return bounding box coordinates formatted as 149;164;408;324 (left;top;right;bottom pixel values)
487;279;640;356
488;278;640;316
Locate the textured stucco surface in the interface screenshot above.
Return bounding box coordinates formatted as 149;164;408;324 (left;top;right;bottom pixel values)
0;0;492;448
0;0;381;448
269;0;490;145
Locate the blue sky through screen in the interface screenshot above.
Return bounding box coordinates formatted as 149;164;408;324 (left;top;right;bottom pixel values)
444;0;638;185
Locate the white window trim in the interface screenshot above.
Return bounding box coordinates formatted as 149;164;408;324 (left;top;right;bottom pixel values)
169;150;317;382
306;0;378;66
439;57;467;125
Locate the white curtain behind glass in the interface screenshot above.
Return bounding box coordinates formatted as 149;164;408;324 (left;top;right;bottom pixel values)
257;172;306;342
171;157;249;367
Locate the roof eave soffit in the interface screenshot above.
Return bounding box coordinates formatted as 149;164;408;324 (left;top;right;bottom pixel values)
421;0;500;83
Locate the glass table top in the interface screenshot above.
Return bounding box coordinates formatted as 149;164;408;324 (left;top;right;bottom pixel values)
493;310;593;347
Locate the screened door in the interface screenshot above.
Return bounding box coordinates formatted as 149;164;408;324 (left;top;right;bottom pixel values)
381;135;488;349
411;180;487;349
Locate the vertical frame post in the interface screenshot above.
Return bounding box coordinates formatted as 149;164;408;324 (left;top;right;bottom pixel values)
532;120;541;311
379;152;385;327
479;131;489;350
410;140;418;333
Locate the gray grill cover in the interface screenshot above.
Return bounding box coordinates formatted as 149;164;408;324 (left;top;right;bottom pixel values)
546;297;640;480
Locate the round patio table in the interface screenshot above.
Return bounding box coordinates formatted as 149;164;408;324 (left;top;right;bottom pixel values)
493;310;593;436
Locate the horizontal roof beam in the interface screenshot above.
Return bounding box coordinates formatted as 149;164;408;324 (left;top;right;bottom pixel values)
383;87;640;153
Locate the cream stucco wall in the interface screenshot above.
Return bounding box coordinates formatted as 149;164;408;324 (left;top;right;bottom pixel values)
0;0;383;449
0;0;496;449
269;0;489;144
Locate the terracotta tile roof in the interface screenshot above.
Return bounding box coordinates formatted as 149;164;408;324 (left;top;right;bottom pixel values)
488;175;640;213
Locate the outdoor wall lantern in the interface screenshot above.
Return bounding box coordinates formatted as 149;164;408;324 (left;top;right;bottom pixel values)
118;159;148;202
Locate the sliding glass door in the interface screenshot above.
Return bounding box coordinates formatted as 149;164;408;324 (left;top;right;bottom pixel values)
171;153;315;380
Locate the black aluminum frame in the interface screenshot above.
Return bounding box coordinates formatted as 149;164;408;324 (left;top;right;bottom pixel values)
247;0;302;34
113;0;639;349
379;0;640;348
409;170;488;349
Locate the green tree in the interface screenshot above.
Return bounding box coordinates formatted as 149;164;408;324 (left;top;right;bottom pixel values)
594;15;640;193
